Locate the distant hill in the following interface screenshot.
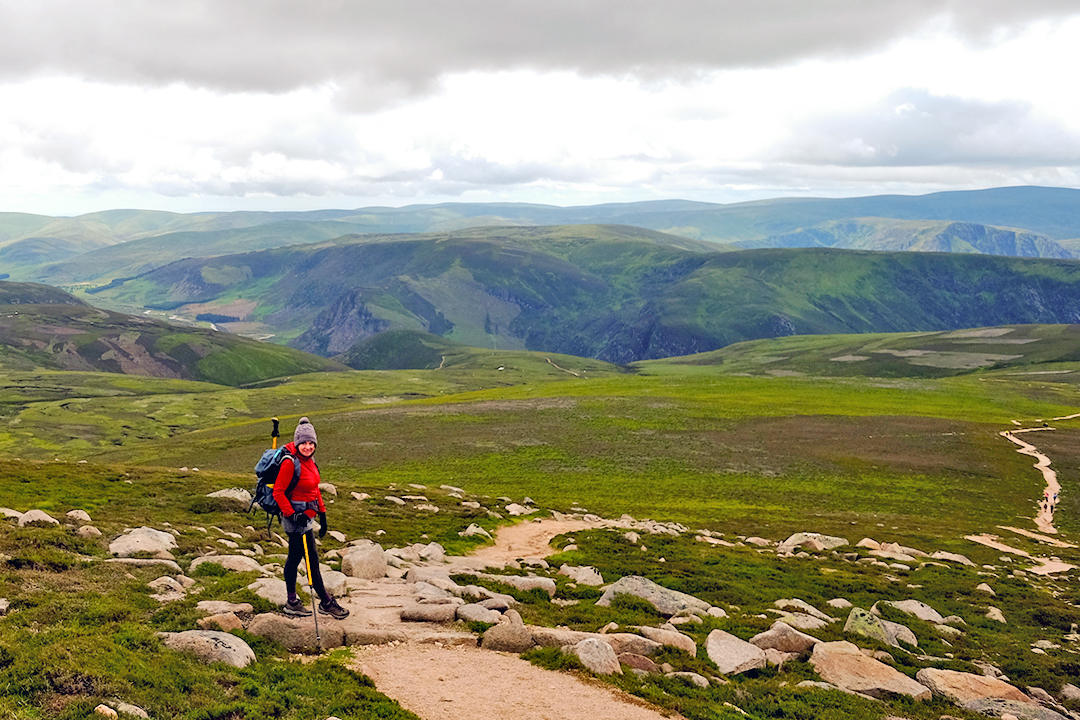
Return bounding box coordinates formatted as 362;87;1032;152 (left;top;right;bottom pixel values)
744;218;1073;258
0;283;347;385
79;225;1080;364
5;186;1080;285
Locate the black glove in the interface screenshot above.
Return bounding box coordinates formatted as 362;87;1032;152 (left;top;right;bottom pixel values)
318;512;328;538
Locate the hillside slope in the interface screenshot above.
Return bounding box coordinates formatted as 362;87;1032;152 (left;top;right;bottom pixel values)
0;284;347;385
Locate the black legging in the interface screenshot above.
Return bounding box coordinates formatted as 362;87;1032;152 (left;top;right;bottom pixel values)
284;530;328;601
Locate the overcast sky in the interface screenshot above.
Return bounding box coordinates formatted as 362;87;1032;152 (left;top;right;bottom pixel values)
2;0;1079;216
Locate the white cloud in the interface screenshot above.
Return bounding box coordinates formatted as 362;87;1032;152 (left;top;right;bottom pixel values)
1;2;1079;214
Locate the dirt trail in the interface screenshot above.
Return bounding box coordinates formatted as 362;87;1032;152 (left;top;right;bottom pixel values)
346;517;687;720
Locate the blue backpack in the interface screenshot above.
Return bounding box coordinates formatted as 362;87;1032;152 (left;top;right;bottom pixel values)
249;447;302;537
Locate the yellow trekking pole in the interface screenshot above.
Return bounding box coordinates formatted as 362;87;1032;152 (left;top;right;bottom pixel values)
301;530;323;651
271;417;280;449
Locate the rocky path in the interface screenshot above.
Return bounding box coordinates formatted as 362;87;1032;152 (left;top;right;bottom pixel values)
343;517;687;720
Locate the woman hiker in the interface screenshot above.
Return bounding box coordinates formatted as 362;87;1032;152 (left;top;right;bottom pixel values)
275;417;349;619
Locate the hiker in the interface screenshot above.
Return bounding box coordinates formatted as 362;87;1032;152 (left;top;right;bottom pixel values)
275;417;349;619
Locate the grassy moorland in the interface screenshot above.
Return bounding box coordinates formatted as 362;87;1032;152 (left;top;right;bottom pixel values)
2;325;1079;719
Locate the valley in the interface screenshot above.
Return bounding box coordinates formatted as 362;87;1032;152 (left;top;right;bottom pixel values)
2;190;1080;720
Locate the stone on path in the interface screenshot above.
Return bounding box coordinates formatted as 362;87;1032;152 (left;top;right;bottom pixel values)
915;668;1032;705
247;613;345;651
596;576;711;617
482;614;535;653
341;542;387;579
705;630;766;675
810;641;930;701
160;630;256;668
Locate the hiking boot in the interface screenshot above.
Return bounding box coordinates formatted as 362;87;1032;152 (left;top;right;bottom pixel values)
282;597;312;617
318;597;349;619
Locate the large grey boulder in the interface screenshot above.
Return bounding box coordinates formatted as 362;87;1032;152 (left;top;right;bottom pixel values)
160;630;256;668
811;641;930;700
596;576;711;617
110;527;177;558
571;638;622;675
705;630;766;675
750;620;820;655
915;668;1032;705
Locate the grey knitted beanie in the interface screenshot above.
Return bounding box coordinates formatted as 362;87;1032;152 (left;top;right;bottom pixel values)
294;417;317;446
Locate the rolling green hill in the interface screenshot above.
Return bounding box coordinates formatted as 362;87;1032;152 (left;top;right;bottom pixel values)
79;225;1080;364
0;284;347;385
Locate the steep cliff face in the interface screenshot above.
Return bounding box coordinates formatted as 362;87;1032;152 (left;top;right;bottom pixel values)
290;289;392;356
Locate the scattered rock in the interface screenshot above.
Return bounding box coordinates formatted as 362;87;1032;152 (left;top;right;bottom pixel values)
160;629;256;668
115;701;149;718
189;555;265;574
775;598;833;622
930;550;976;566
750;620;820;655
456;603;502;624
962;698;1068;720
705;630;767;675
401;604;458;623
777;533;848;553
197;600;253;615
987;607;1007;623
197;612;244;632
94;705;118;719
571;638;622;675
206;488;252;504
1059;684;1080;702
66;509;92;523
810;641;930;700
872;599;945;624
18;509;59;527
637;625;697;657
827;598;852;609
666;671;710;688
618;652;659;673
976;583;997;596
77;525;103;538
558;564;604;586
596;576;711;617
148;576;186;602
110;527;177;558
459;523;492;539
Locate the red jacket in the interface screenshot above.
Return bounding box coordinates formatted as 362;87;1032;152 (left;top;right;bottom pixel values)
272;442;325;517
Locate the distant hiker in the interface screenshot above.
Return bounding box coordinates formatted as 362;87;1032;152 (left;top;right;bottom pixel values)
276;417;349;620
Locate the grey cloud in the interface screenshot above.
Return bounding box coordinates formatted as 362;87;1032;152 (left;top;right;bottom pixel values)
774;89;1080;167
1;0;1077;105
